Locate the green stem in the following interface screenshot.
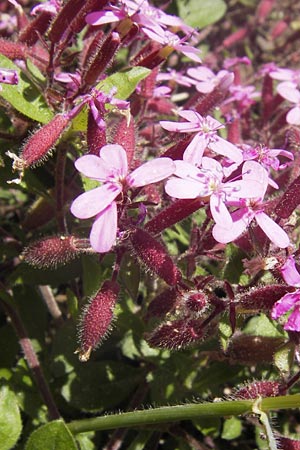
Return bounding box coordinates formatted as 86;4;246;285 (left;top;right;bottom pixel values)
67;394;300;435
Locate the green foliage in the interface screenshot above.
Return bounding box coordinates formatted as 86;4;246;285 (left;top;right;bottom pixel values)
0;384;22;450
0;54;53;123
25;420;78;450
176;0;227;28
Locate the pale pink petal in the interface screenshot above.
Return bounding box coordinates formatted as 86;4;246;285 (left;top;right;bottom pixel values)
177;44;202;63
70;183;121;219
209;138;243;164
85;11;121;26
242;160;268;197
165;177;204;198
281;256;300;287
228;179;266;199
128;157;175;187
173;160;204;178
195;81;215;93
183;134;207;165
277;83;300;103
187;67;214;81
286;106;300;125
160;119;198;133
100;144;128;176
90;202;118;253
210;194;232;228
212;208;253;243
178;110;202;123
255;211;290;248
74;155;112;180
271;293;298;319
284;306;300;331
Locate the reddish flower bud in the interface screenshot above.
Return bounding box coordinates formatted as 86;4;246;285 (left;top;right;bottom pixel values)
113;115;135;168
261;74;274;123
130;41;164;69
147;318;204;349
236;285;294;313
234;381;281;399
130;228;182;286
226;333;286;363
145;198;203;235
18;11;53;46
275;175;300;219
184;290;208;314
0;38;27;60
48;0;86;44
256;0;275;23
277;436;300;450
271;20;289;39
87;108;107;155
77;280;120;361
146;288;178;320
223;28;249;49
22;235;92;269
82;31;121;86
8;114;70;175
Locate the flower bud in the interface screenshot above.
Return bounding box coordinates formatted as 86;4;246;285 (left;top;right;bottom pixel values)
146;318;204;349
82;31;121;86
145;198;203;235
236;285;294;313
77;280;120;361
113;115;135;168
48;0;86;44
275;175;300;219
146;288;178;320
234;381;281;399
276;436;300;450
22;235;93;269
18;11;53;46
130;228;181;286
184;290;208;313
87;108;107;155
0;38;27;60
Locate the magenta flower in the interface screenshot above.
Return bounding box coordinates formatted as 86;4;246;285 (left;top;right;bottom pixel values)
186;66;232;94
242;143;293;172
277;82;300;125
156;69;194;88
160;111;243;166
71;144;175;253
212;164;290;248
165;158;266;228
0;68;18;91
271;256;300;331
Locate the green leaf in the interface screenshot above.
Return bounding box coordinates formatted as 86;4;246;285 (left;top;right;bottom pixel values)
221;416;242;440
0;54;53;123
223;244;246;284
0;384;22;450
25;420;78;450
72;67;151;131
119;253;140;301
243;314;285;338
177;0;227;28
61;361;143;412
274;342;295;375
193;417;221;438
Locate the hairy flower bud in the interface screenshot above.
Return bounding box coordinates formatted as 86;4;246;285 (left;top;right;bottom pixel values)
87;108;107;155
77;280;120;361
18;11;53;46
184;290;208;313
48;0;86;44
113;115;135;168
234;381;281;399
145;198;203;235
22;235;93;269
130;228;181;286
236;285;294;313
147;318;204;349
0;38;28;60
276;436;300;450
275;175;300;219
146;288;178;320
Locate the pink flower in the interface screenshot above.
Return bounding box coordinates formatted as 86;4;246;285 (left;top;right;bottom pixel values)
157;69;194;88
271;256;300;331
242;143;293;172
186;66;233;93
0;68;18;91
160;111;243;165
165;158;266;228
71;144;175;253
212;163;290;248
277;82;300;125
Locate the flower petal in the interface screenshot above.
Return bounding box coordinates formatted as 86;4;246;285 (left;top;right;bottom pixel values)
85;11;121;26
129;157;175;187
281;256;300;287
286;106;300;125
165;177;204;198
100;144;128;176
255;211;290;248
183;134;207;165
271;292;298;319
90;202;118;253
212;208;253;243
74;155;112;180
210;194;232;228
209;138;243;164
284;306;300;332
70;183;121;219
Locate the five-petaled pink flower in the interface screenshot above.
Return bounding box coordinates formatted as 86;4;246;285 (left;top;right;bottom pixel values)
277;82;300;125
71;144;175;253
160;111;243;166
271;256;300;331
212;163;290;248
